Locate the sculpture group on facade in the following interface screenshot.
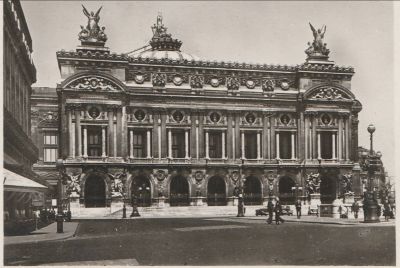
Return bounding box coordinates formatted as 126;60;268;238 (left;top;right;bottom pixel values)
305;172;321;195
305;23;330;57
341;173;354;195
109;172;127;198
79;5;107;43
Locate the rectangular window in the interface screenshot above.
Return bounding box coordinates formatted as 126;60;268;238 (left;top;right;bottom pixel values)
321;132;335;159
132;131;146;158
172;130;185;158
43;148;58;162
209;132;222;159
87;126;103;157
279;132;292;159
43;132;58;163
245;132;257;159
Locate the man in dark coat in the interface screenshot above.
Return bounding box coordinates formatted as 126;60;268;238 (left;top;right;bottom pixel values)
267;200;274;224
295;199;302;219
275;198;285;224
352;201;360;219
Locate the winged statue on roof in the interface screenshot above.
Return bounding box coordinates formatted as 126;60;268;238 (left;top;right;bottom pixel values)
79;5;107;43
306;23;330;57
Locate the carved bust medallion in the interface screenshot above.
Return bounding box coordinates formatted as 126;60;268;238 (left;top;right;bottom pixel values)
172;110;184;123
245;113;256;124
88;106;100;119
134;109;146;121
210;112;221;123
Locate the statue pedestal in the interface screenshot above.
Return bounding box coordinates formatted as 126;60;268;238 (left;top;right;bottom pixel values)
154;197;168;208
331;199;344;219
309;193;321;216
190;197;206;206
111;198;124;213
343;193;355;204
69;194;81;216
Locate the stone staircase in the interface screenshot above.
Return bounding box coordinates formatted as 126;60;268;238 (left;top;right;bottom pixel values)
72;205;266;219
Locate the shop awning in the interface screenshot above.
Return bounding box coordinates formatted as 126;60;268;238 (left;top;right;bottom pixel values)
3;169;47;192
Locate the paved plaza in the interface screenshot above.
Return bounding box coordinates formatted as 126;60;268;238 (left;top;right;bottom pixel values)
4;217;395;266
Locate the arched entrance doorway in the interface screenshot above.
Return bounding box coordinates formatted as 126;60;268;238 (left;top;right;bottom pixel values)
279;176;296;205
207;176;227;206
131;176;151;207
320;176;337;204
169;176;189;206
84;174;106;207
244;176;262;205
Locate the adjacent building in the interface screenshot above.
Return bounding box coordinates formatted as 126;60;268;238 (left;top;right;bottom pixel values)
3;0;48;231
34;7;367;216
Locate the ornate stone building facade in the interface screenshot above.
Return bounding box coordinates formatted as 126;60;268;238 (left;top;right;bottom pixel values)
4;0;48;230
37;8;365;215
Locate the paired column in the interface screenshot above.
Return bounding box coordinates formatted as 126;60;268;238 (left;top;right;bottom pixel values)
221;131;226;159
305;117;309;159
276;132;280;159
317;132;321;159
67;109;74;158
83;126;88;158
196;121;199;159
205;130;210;159
75;109;82;157
291;132;296;160
147;130;151;158
130;129;134;158
108;109;114;157
158;120;162;159
168;129;172;158
185;130;189;159
338;117;343;160
256;132;261;159
101;126;106;157
241;131;245;159
332;132;336;159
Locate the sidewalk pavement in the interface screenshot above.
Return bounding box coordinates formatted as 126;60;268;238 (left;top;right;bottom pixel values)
272;215;395;226
4;222;79;246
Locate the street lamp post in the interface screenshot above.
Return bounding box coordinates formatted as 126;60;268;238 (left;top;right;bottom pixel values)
237;159;245;217
56;164;69;233
363;124;382;223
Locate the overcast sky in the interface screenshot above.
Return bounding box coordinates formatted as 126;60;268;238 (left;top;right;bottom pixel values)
22;1;395;176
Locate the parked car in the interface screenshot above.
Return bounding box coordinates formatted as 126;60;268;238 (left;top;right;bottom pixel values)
255;206;294;216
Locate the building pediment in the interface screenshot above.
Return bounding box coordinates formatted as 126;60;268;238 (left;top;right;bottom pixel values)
304;83;355;101
61;72;125;92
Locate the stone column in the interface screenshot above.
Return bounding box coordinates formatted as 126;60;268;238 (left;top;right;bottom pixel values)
116;108;122;157
232;124;236;160
235;114;241;159
130;129;134;159
227;113;233;159
161;113;167;158
102;126;106;157
121;106;128;158
67;109;74;158
332;132;336;159
271;116;276;159
276;132;280;159
338;117;343;160
263;116;268;159
147;129;151;158
305;116;309;159
241;131;245;159
317;132;321;159
205;130;210;159
196;120;199;159
257;132;261;159
291;132;295;160
345;117;349;160
158;120;162;159
298;112;305;160
168;129;172;158
108;109;114;157
75;109;82;157
312;115;317;159
222;131;226;159
191;115;197;159
83;126;88;158
185;129;189;159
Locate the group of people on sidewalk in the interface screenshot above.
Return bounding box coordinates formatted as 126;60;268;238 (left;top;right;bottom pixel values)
266;198;303;224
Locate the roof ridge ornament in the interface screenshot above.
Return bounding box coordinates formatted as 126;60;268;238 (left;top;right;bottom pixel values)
305;23;332;64
78;5;108;46
149;13;182;51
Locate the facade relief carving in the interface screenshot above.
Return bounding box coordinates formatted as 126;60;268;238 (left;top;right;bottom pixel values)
152;73;167;87
109;172;127;198
226;77;240;91
68;76;119;91
305;172;321;195
309;87;349;100
341;173;353;195
262;79;275;92
190;75;204;89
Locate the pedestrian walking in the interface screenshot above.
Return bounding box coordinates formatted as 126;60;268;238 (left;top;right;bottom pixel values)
383;202;391;221
352;201;360;219
295;199;302;219
275;198;284;224
266;200;274;224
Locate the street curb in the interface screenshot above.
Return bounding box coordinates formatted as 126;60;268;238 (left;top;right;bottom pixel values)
4;223;79;246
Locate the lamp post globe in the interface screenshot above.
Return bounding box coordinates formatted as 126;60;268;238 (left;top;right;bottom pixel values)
367;124;376;134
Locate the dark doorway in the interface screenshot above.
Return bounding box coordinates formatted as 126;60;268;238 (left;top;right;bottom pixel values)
279;176;296;205
207;176;227;206
84;175;106;207
244;176;262;205
320;176;337;204
170;176;189;206
131;176;151;207
321;132;335;159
